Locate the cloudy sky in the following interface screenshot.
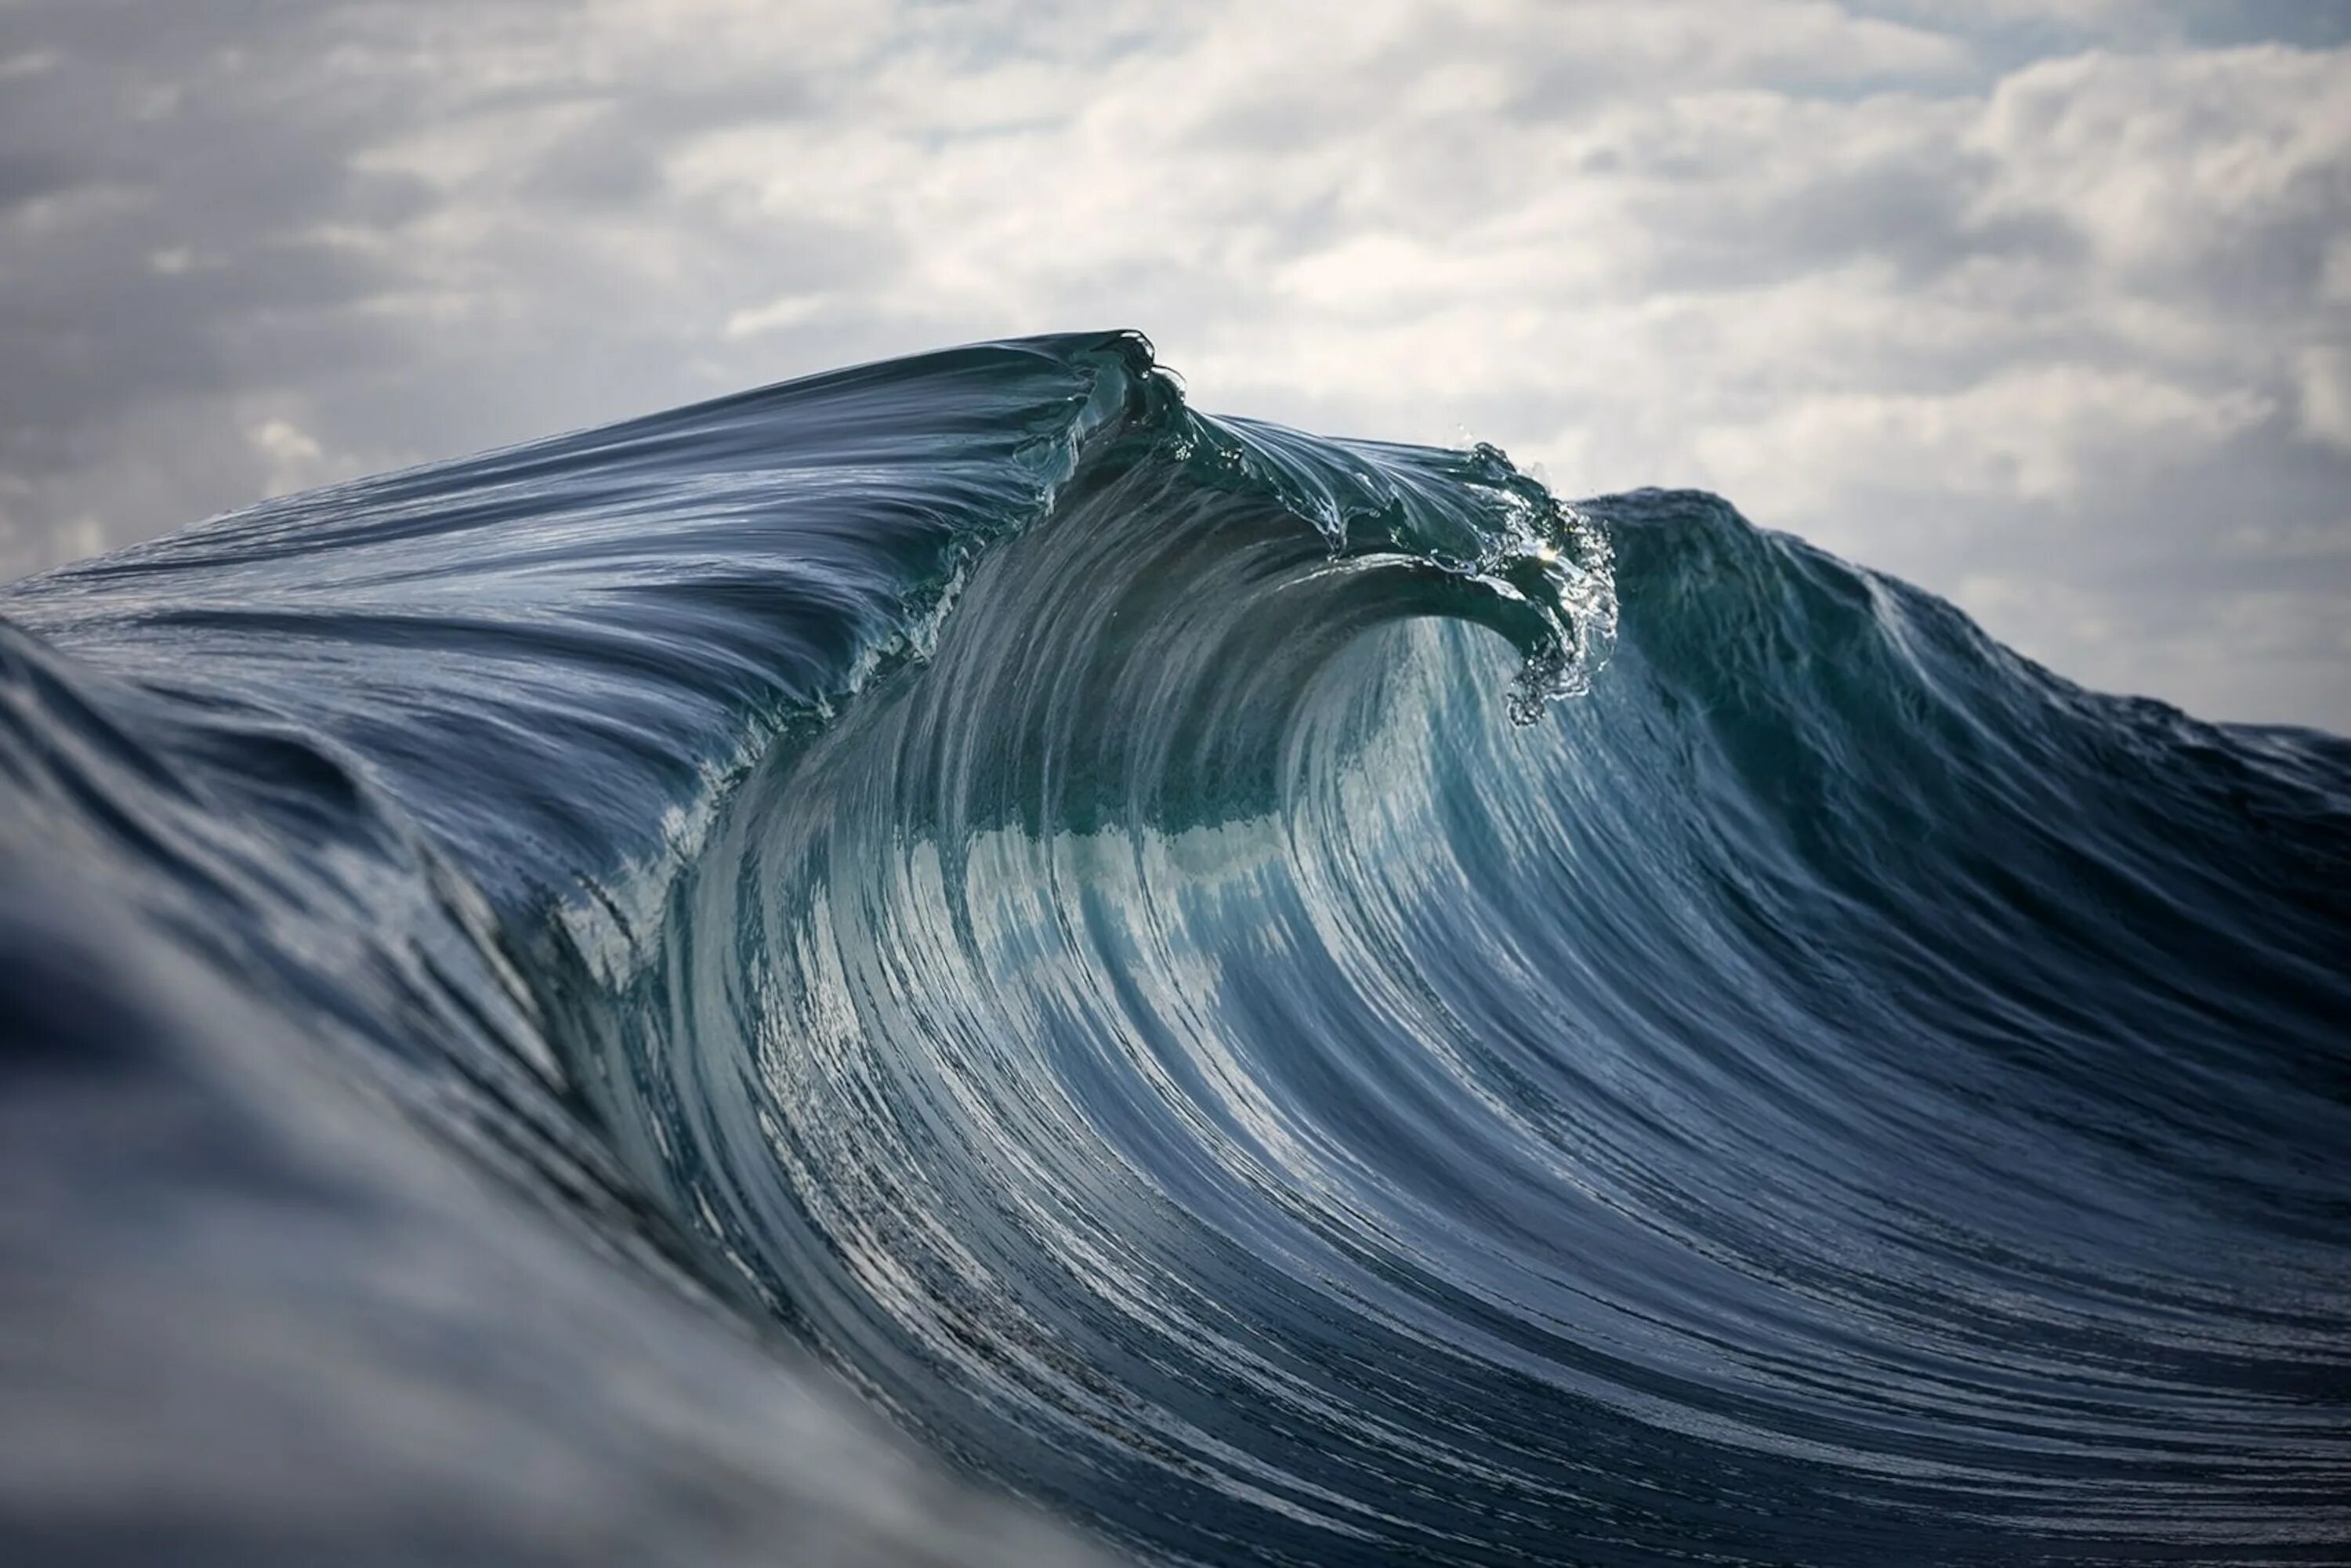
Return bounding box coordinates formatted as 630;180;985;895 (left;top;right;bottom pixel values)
2;1;2346;728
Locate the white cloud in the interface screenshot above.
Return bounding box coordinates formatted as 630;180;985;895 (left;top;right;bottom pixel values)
248;417;349;498
2298;347;2351;451
1697;366;2274;515
724;292;838;339
0;48;61;80
1969;45;2351;285
0;0;2343;726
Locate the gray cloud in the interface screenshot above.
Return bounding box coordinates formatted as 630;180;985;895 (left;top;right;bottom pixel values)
0;0;2344;728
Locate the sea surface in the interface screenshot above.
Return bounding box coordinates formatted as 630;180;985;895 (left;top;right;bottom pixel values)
3;332;2348;1565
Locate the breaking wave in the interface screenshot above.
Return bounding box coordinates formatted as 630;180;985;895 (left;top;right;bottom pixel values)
5;332;2348;1565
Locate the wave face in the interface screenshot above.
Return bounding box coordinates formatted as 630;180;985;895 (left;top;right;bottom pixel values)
5;332;2349;1565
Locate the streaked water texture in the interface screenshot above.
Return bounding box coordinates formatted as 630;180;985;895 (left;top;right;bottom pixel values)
3;333;2347;1565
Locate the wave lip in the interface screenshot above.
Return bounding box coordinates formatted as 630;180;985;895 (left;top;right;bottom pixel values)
5;334;2350;1566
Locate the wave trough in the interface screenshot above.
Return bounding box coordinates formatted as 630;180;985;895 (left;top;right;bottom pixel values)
3;331;2347;1566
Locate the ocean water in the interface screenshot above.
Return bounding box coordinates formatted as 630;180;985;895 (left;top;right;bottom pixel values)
2;331;2347;1565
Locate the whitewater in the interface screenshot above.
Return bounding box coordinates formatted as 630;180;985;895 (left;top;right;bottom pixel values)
2;332;2346;1565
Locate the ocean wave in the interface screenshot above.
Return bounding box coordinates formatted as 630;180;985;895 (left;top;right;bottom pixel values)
4;332;2347;1565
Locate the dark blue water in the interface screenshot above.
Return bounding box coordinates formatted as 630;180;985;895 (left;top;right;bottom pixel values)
4;332;2347;1565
